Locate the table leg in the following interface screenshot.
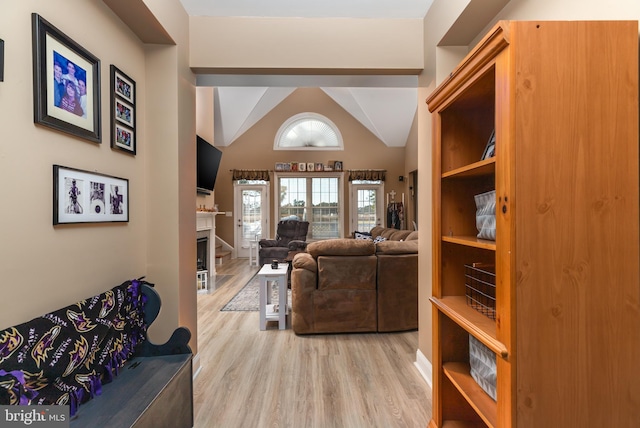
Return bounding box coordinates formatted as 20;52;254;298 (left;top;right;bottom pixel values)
278;276;286;330
259;276;267;330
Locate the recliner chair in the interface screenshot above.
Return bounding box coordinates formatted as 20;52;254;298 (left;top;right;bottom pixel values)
258;219;309;266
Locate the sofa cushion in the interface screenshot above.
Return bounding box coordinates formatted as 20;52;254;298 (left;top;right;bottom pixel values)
307;239;375;258
380;228;397;239
405;231;419;241
388;230;413;241
369;226;385;238
370;227;413;241
375;239;419;255
317;255;377;291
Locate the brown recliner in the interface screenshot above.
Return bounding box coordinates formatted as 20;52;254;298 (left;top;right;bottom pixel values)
258;219;309;266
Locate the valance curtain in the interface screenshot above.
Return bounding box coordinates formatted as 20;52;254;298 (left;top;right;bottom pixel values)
232;169;270;181
347;169;386;181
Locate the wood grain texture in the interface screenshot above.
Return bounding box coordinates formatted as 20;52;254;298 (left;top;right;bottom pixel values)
428;19;640;428
193;259;432;427
512;20;640;428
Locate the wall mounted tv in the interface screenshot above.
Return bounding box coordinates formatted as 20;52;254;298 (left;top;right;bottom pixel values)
196;135;222;195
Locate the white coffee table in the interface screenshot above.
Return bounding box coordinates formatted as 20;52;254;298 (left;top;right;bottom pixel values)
257;263;289;330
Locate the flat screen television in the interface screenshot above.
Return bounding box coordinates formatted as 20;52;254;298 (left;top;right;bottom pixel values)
196;135;222;195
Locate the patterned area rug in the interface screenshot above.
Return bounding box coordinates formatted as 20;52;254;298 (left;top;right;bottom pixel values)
221;273;291;312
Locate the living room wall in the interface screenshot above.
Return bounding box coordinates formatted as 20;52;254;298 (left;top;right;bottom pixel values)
0;2;149;328
213;87;413;244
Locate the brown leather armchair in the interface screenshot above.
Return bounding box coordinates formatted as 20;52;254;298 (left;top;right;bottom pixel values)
258;219;309;266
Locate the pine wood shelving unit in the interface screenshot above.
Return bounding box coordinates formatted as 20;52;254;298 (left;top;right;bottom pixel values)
426;20;640;427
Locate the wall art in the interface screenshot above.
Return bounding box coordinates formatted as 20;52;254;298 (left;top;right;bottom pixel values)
110;65;136;154
53;165;129;225
32;13;101;143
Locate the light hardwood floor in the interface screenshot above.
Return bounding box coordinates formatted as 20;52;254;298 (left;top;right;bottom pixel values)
193;258;432;428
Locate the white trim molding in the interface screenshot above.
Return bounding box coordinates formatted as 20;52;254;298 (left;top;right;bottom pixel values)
414;349;432;389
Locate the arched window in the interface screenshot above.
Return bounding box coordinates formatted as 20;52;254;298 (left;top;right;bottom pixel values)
274;112;343;150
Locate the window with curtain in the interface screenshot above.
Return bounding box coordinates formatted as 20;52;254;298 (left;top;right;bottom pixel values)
276;172;343;239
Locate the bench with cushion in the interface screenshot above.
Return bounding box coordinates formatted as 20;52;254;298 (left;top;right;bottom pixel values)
0;278;193;428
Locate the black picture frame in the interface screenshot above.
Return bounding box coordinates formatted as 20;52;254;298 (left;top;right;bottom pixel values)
0;39;4;82
53;165;129;225
32;13;101;143
481;129;496;160
110;65;136;154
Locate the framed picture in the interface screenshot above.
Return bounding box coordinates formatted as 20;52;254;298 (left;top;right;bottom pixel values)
333;161;343;171
114;98;134;128
481;129;496;160
298;162;306;172
0;39;4;82
53;165;129;225
314;162;324;172
307;163;314;172
32;13;101;143
110;65;136;154
113;66;135;104
114;123;134;151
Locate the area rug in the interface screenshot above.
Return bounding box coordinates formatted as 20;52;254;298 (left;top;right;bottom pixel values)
221;273;291;312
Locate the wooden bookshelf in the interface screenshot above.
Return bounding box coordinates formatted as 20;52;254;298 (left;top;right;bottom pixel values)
427;20;640;427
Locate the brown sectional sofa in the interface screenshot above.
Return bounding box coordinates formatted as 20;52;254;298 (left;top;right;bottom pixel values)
290;227;418;334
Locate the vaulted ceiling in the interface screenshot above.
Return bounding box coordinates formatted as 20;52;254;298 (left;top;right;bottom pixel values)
180;0;435;147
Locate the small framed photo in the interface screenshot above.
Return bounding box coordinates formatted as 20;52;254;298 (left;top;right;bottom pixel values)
0;39;4;82
53;165;129;225
32;13;101;143
110;65;136;154
275;163;284;172
298;162;306;172
114;98;134;128
315;162;324;172
333;161;343;171
114;123;134;151
481;129;496;160
113;66;135;104
291;162;298;172
307;162;314;172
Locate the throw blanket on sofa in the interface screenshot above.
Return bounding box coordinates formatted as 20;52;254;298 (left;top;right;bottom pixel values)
0;279;148;416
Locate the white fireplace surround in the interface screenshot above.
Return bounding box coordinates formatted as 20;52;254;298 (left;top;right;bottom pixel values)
196;212;217;286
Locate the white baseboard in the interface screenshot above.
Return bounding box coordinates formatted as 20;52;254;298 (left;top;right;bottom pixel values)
414;349;432;389
192;353;202;380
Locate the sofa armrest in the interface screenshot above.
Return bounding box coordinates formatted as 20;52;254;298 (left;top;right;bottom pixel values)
259;239;279;248
377;253;418;332
288;240;308;252
291;253;318;334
